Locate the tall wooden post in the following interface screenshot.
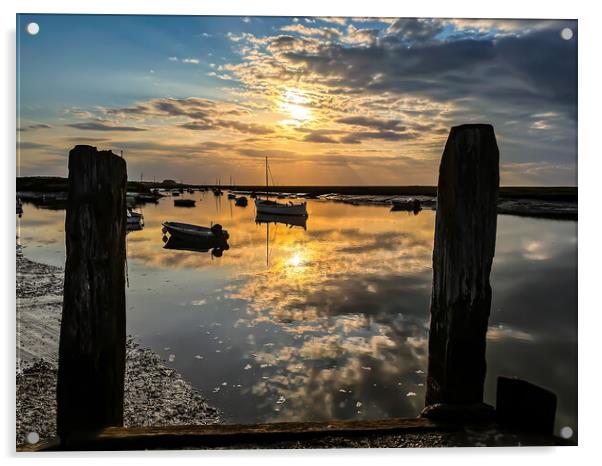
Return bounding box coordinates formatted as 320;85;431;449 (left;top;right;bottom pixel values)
57;145;127;442
424;124;499;410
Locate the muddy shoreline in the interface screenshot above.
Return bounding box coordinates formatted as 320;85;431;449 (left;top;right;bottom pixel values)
16;248;220;446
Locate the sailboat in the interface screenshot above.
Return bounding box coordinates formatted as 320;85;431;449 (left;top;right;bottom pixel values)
255;156;308;217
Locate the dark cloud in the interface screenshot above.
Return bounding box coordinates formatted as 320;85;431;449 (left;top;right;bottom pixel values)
340;131;417;144
179;119;274;135
18;123;52;132
281;23;577;122
336;116;406;131
385;18;444;43
105;97;268;135
303;133;338;143
66;121;146;132
106;97;217;120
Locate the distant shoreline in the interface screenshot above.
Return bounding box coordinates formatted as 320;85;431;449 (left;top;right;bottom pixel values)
17;176;577;202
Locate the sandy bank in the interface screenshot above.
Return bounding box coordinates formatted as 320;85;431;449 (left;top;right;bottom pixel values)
16;248;220;445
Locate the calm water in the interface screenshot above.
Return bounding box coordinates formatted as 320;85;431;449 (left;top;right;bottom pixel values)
17;192;577;437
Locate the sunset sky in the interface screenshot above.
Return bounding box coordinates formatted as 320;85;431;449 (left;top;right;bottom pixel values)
17;15;577;186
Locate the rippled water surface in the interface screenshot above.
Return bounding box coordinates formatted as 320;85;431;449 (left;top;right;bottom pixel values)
17;192;577;436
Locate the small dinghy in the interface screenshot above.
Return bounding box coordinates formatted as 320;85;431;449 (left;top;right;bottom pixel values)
235;196;248;207
162;221;229;240
227;193;237;199
391;198;421;212
174;199;196;207
126;208;144;227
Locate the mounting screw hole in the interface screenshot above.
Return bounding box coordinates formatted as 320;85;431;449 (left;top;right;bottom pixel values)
560;28;573;40
560;426;573;439
26;22;40;36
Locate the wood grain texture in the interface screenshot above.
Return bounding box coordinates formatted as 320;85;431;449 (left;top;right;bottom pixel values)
57;146;128;441
426;124;500;406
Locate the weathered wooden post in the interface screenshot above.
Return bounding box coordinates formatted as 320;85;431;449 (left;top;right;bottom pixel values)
57;145;127;443
423;124;499;417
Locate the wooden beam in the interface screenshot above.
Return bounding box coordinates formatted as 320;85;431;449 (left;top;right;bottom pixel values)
425;124;499;407
56;145;128;443
18;418;454;451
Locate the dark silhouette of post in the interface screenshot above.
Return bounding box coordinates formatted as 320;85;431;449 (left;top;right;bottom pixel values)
424;124;499;410
57;145;127;442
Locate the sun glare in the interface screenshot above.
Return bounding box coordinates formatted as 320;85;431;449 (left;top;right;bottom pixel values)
279;89;312;125
288;252;304;267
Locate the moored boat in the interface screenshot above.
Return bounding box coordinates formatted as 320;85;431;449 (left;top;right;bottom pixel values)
255;156;308;217
255;199;308;216
391;198;421;212
162;221;229;240
174;199;196;207
235;196;248;207
126;208;144;227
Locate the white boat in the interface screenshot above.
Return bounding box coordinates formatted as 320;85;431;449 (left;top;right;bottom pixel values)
255;156;308;217
255;199;307;216
126;209;144;226
161;221;229;240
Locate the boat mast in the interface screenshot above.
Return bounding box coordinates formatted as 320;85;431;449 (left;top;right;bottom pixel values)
265;155;269;200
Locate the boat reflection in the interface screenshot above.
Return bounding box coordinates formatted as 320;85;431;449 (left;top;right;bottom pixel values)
126;223;144;233
255;212;308;230
162;234;230;257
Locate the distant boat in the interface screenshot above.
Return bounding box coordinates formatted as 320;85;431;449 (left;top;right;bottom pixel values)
227;193;236;200
255;212;307;230
126;208;144;227
255;156;308;217
162;221;229;240
174;199;196;207
235;196;248;207
391;198;421;212
172;190;180;197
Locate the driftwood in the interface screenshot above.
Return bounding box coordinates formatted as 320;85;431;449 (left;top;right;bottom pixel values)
56;146;127;442
18;417;451;451
425;124;499;407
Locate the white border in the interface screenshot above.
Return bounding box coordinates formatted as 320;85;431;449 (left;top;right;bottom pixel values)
2;0;599;464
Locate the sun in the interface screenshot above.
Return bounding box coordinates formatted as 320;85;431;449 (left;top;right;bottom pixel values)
279;89;312;125
288;252;303;267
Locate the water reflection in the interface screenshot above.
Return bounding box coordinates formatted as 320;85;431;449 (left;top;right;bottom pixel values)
163;234;230;257
255;212;307;230
17;194;577;435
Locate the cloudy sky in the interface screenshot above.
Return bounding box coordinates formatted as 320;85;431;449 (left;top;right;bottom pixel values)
17;15;577;185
